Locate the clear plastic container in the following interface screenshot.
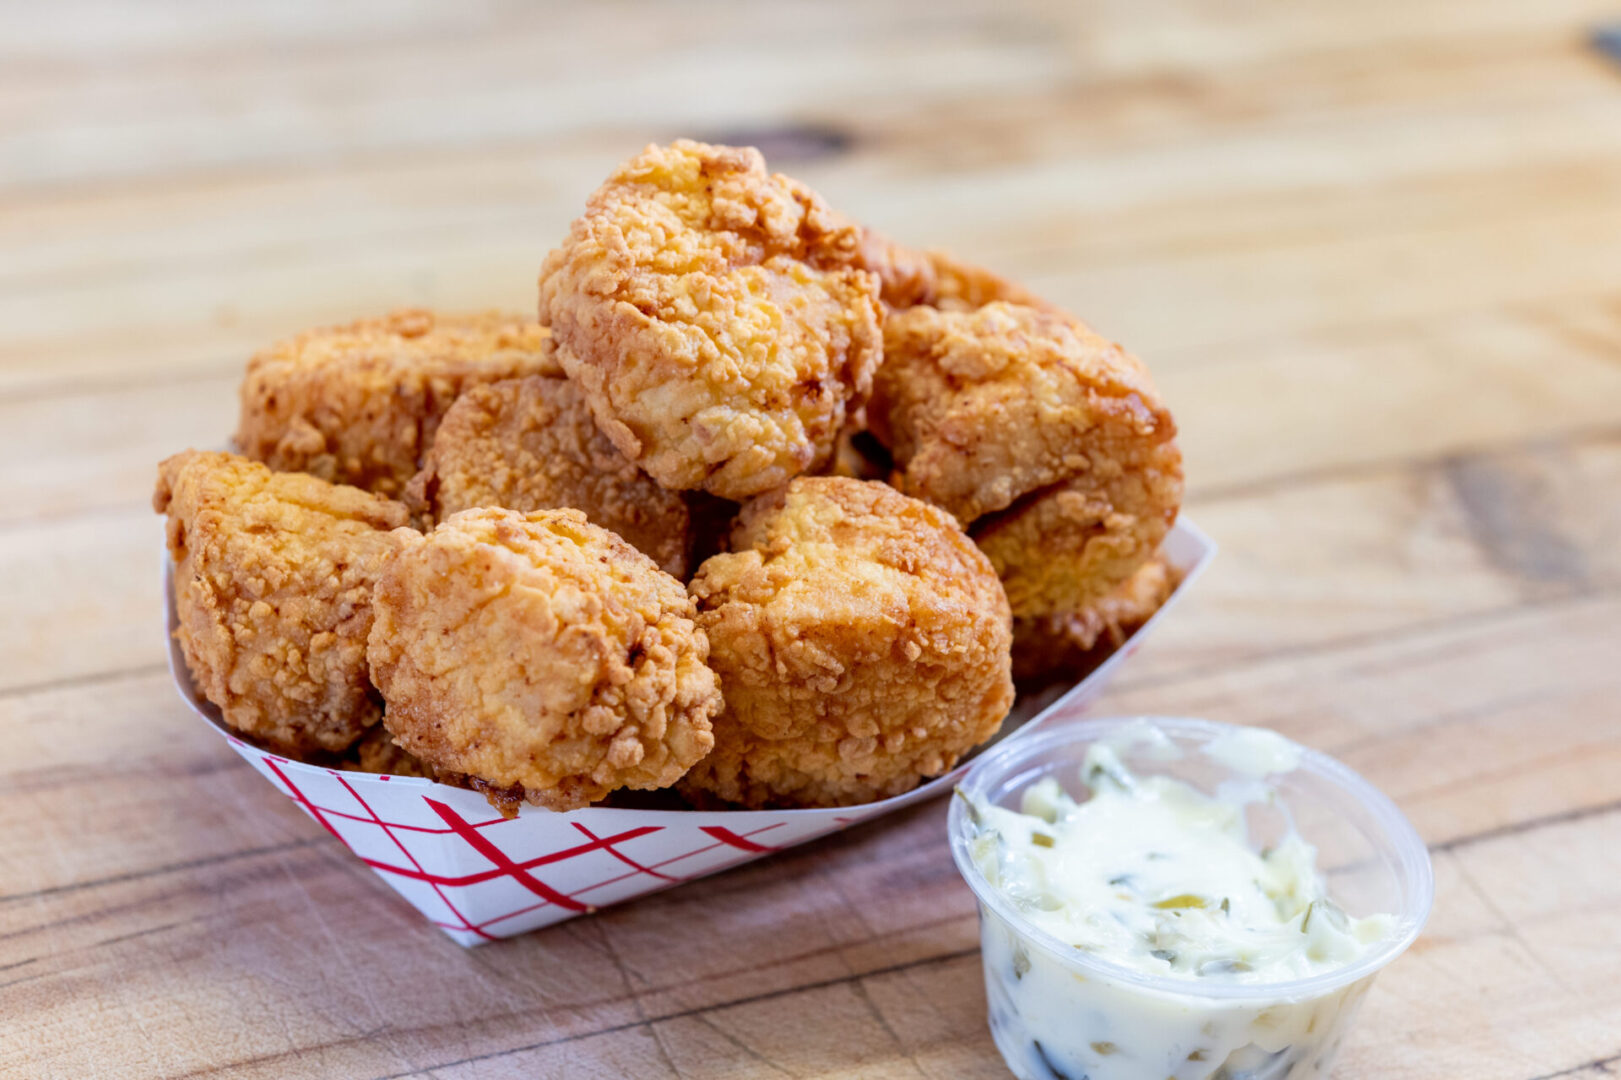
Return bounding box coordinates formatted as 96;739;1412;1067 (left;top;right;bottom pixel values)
948;717;1433;1080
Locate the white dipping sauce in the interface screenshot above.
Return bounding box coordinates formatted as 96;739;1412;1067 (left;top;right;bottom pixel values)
962;723;1395;1080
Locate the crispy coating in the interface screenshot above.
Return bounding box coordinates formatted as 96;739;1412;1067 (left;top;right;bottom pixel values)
682;477;1014;808
869;301;1182;614
403;375;691;577
236;309;559;497
856;230;938;309
367;507;721;813
973;442;1182;615
920;249;1055;312
349;725;435;778
1011;556;1176;684
538;140;884;501
154;450;411;755
860;235;1052;312
871;301;1178;522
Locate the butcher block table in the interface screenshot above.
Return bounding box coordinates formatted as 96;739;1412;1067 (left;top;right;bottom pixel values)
5;1;1621;1076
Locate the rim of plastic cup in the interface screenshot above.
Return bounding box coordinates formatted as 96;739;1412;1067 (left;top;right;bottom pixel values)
947;716;1435;1002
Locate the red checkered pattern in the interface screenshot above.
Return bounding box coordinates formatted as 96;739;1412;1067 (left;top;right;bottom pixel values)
169;522;1215;945
232;741;869;944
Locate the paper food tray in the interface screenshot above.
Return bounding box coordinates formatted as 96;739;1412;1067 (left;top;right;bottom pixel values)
164;520;1215;945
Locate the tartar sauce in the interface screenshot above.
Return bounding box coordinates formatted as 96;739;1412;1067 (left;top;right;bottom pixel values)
960;722;1397;1080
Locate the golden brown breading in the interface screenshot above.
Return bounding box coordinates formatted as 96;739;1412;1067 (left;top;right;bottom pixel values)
403;375;691;577
236;309;559;497
154;450;412;755
868;301;1182;615
856;230;938;309
973;444;1182;616
859;235;1052;312
367;507;721;814
1011;556;1176;685
682;477;1014;809
871;301;1178;523
920;249;1055;312
538;140;884;501
348;725;435;778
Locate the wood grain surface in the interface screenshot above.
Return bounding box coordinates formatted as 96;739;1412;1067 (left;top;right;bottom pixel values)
4;1;1621;1076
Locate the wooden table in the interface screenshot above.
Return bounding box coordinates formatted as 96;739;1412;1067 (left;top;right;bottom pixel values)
5;1;1621;1076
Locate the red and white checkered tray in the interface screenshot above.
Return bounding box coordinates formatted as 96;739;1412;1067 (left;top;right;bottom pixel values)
166;521;1214;945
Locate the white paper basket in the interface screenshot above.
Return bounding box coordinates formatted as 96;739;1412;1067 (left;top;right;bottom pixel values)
165;521;1215;945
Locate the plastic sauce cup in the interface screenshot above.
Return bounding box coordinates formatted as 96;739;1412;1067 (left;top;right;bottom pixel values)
947;717;1433;1080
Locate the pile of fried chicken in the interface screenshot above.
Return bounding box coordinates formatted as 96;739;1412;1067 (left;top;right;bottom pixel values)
156;140;1182;816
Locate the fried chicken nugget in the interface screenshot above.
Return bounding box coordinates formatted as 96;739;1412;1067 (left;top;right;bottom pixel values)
682;477;1014;809
236;309;559;497
1011;555;1176;685
869;301;1182;615
403;375;691;577
154;450;412;755
538;140;884;501
367;507;721;814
